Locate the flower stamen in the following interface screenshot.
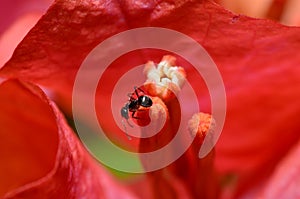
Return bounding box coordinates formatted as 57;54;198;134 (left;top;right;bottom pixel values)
143;55;186;101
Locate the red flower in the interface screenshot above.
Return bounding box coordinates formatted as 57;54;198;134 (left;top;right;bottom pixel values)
1;0;300;198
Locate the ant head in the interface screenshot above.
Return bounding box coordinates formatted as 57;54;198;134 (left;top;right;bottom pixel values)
120;104;129;119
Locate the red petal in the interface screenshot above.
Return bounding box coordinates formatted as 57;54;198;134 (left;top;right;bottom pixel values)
0;79;137;199
213;22;300;195
0;80;58;197
0;0;128;87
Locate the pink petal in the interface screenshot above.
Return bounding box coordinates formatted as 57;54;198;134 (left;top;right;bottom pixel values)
0;0;52;66
258;138;300;198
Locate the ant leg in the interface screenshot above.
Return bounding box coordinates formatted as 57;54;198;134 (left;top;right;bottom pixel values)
127;93;135;101
134;86;140;97
131;111;141;119
131;110;147;120
121;119;132;140
128;87;145;100
134;86;146;97
126;119;134;127
135;86;145;94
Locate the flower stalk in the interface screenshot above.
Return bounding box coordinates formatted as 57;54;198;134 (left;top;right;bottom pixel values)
136;56;218;198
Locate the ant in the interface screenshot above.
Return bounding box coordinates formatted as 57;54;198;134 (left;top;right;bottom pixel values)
121;86;153;137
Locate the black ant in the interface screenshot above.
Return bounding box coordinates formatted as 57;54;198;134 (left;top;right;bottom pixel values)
121;86;153;138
